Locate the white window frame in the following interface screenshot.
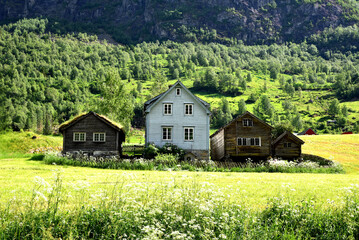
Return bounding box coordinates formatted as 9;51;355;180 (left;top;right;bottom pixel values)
237;137;261;146
176;88;181;96
93;132;106;142
162;127;172;141
243;118;253;127
184;127;194;141
73;132;86;142
185;104;193;116
163;103;173;115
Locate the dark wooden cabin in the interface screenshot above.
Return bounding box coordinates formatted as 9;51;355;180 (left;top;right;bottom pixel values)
59;112;125;156
272;131;304;159
210;111;273;161
297;128;317;135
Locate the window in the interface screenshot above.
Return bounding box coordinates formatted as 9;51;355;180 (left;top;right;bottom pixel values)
237;137;261;146
185;104;193;115
163;103;172;115
73;132;86;142
243;119;253;127
162;127;172;140
284;142;292;148
176;88;181;96
93;132;106;142
184;127;194;141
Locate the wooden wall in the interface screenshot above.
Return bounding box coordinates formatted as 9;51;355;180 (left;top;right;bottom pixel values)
63;114;121;153
273;135;302;158
224;115;272;158
210;129;225;161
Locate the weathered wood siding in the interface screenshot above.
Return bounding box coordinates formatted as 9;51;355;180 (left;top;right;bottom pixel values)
63;114;120;153
273;135;301;158
210;129;225;161
224;115;272;158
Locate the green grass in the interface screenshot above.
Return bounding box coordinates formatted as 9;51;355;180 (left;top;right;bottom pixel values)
301;134;359;174
0;131;62;159
1;133;359;238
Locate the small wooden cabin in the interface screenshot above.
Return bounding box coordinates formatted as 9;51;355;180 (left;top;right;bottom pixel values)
298;128;317;135
272;131;304;159
210;111;273;161
59;112;125;156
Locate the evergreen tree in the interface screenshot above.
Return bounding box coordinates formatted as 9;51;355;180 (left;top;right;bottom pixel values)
328;99;340;116
237;99;246;115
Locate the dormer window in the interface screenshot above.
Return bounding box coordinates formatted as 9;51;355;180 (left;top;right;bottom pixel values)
176;88;181;96
243;118;253;127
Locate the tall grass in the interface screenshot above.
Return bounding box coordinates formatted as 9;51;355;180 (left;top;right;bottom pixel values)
42;154;344;174
0;174;358;239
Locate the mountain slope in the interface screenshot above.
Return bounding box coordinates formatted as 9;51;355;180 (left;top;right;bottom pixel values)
1;0;359;44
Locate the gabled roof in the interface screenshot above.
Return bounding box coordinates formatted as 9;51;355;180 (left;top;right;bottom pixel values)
144;80;210;114
59;111;125;133
272;131;305;146
210;111;273;138
297;128;316;135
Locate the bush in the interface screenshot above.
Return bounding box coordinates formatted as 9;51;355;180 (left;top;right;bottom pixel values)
158;143;185;160
143;144;159;159
154;154;178;167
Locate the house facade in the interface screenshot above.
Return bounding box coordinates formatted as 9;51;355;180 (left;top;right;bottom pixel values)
59;111;126;156
144;81;211;160
210;111;273;161
272;131;304;159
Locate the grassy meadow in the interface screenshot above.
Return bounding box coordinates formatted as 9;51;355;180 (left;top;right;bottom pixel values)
1;132;359;238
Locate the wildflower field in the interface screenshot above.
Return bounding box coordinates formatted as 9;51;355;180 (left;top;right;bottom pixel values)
0;133;359;238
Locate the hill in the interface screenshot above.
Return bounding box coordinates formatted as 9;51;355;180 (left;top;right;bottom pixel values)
0;18;359;135
1;0;359;44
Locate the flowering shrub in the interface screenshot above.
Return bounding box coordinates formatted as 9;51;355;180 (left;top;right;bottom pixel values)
154;153;178;167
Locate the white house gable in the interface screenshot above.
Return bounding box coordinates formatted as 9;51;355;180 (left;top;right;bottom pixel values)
145;81;210;159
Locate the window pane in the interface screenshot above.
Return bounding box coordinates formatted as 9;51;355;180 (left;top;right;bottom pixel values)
250;138;255;145
255;138;260;146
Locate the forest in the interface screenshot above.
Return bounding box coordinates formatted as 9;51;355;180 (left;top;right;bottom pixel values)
0;18;359;135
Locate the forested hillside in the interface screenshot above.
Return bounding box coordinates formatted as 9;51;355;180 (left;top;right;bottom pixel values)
1;18;359;135
1;0;359;44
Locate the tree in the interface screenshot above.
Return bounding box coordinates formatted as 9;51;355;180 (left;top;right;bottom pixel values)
272;121;293;139
328;99;340;116
237;99;246;115
97;71;134;132
254;95;274;121
291;113;303;132
341;105;348;117
246;73;252;82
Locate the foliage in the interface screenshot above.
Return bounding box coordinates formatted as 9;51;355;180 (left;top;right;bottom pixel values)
154;154;178;167
0;174;358;239
1;19;359;134
158;143;185;160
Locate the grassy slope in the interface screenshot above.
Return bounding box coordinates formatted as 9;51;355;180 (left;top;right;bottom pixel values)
0;131;62;159
301;134;359;174
162;77;359;130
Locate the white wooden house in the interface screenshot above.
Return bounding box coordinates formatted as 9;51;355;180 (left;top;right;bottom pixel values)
144;81;211;160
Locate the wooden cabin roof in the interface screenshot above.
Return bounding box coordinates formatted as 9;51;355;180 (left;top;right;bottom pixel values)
210;111;273;138
272;131;305;146
59;111;125;133
297;128;316;135
144;80;210;113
